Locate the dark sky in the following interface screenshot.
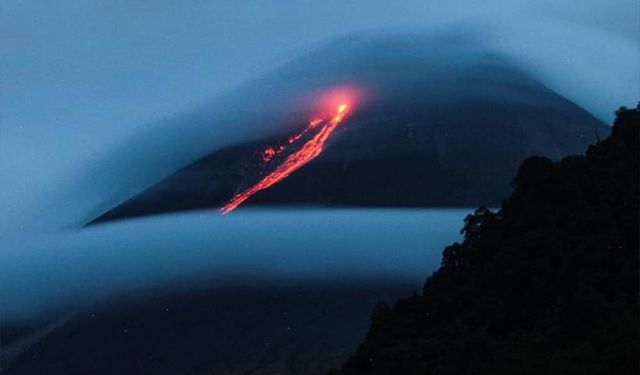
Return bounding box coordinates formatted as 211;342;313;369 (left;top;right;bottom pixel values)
1;0;639;239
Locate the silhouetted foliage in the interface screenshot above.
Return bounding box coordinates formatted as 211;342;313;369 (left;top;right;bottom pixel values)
334;105;639;374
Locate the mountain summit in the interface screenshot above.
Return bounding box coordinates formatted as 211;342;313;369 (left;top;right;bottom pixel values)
91;34;608;223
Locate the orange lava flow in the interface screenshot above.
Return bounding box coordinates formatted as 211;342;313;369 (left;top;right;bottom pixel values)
259;118;323;163
220;104;351;214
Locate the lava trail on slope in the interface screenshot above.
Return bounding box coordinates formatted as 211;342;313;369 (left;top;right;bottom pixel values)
220;104;351;214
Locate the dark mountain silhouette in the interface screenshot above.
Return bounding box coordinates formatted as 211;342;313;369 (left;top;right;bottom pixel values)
2;282;415;375
90;34;608;224
333;105;639;374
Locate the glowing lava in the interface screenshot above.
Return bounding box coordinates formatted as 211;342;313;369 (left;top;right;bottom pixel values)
220;103;352;214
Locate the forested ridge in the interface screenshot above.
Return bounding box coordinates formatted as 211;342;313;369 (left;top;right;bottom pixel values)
335;105;639;374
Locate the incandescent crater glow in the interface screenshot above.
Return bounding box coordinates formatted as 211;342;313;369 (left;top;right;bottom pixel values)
220;102;354;214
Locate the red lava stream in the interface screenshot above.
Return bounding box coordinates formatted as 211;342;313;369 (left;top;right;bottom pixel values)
220;103;351;214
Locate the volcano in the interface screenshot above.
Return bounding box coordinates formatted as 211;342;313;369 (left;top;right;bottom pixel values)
90;33;608;224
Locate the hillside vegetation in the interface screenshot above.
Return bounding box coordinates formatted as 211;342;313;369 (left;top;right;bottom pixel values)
335;105;639;374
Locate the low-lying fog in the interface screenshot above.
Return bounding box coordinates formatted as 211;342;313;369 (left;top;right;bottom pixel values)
0;208;472;322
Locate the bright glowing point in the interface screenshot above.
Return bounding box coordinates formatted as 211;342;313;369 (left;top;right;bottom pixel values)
220;102;353;214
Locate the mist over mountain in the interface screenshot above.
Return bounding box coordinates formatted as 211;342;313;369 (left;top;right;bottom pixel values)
91;33;608;224
3;0;638;240
2;2;638;374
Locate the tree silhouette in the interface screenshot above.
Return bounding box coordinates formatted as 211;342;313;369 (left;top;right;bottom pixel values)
335;105;639;374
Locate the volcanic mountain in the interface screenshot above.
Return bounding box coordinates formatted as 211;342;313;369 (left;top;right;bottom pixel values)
90;33;608;223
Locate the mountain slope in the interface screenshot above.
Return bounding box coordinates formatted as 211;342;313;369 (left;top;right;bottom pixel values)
333;105;639;374
91;34;608;224
3;283;414;375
